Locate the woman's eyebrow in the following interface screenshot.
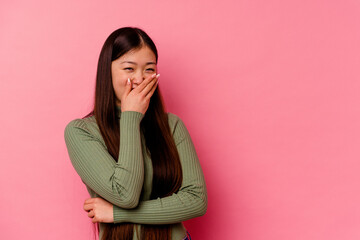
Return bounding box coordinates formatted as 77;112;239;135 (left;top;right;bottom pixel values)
120;61;156;65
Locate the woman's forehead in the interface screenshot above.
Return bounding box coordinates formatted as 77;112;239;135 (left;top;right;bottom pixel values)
118;47;156;63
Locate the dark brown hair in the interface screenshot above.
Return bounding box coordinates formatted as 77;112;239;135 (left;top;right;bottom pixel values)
84;27;183;240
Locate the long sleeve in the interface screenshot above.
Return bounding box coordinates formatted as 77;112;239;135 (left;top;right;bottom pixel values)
64;111;144;209
112;114;207;224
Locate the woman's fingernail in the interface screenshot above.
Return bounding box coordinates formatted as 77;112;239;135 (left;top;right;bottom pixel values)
127;78;131;84
152;73;156;77
156;74;160;78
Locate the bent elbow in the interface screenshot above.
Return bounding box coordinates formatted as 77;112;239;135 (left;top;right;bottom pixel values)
190;194;207;218
117;191;140;209
198;197;208;217
112;184;141;209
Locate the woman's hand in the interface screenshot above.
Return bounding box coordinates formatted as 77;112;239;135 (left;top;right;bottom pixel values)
120;73;160;114
83;197;114;223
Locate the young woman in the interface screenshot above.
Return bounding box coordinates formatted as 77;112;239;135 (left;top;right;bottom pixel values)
64;27;207;240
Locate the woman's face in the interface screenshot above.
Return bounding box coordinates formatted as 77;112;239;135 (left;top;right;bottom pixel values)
111;46;157;106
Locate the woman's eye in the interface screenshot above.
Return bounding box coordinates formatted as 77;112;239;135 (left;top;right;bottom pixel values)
146;68;155;72
124;68;133;71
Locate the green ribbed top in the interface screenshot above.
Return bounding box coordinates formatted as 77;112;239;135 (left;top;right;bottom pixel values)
64;106;207;240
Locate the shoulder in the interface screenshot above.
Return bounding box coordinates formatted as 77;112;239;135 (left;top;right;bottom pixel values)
167;112;183;131
64;116;101;142
64;118;86;130
166;112;190;144
64;115;96;132
167;112;180;126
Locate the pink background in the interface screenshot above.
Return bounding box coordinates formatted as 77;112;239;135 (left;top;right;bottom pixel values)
1;0;360;239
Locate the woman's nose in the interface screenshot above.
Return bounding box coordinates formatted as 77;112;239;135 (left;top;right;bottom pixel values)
132;72;145;84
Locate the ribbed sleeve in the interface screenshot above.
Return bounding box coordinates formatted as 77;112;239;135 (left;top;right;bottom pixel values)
64;111;144;209
112;114;208;224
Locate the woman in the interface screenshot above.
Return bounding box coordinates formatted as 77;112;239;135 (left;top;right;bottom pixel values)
64;27;207;240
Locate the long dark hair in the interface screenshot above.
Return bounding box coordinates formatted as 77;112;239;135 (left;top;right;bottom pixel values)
84;27;183;240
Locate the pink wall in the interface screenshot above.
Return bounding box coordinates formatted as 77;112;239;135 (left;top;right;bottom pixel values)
1;0;360;239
